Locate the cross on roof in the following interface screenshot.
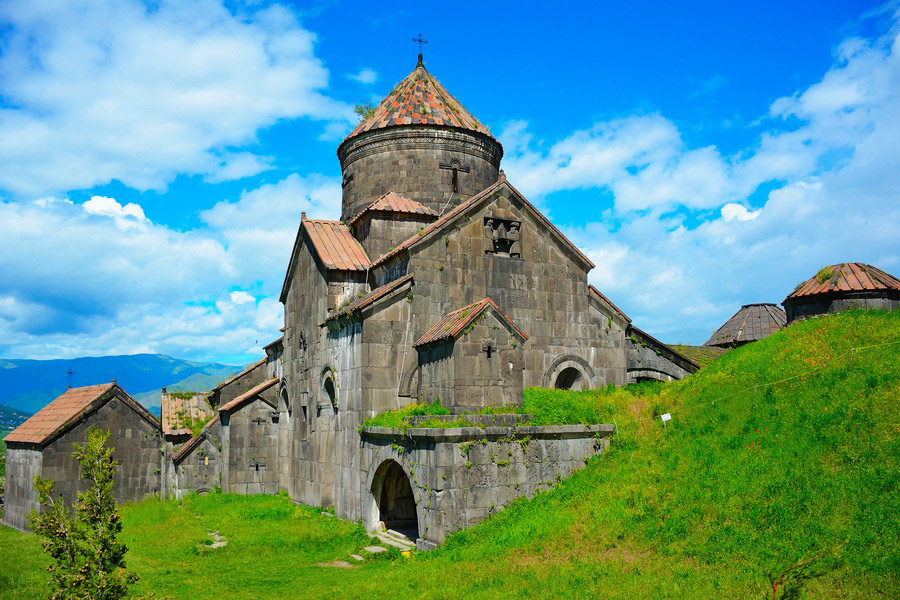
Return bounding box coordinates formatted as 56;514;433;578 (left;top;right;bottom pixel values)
412;34;428;65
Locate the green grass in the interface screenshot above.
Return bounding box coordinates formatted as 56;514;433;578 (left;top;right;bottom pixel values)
1;310;898;599
362;398;450;429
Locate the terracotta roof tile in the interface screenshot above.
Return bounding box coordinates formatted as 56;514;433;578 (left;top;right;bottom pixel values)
705;303;786;347
785;262;900;300
303;218;370;271
413;298;527;347
219;378;278;413
348;191;437;226
342;63;495;145
161;392;216;437
4;383;158;446
325;274;414;323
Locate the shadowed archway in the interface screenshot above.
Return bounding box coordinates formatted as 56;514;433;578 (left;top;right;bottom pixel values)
371;459;418;540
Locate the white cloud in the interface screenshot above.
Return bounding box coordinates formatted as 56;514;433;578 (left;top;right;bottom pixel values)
512;8;900;342
230;291;256;305
83;195;149;230
0;0;354;196
720;203;760;222
348;68;379;84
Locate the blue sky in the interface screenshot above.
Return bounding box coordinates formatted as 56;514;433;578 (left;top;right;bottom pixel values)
0;0;898;364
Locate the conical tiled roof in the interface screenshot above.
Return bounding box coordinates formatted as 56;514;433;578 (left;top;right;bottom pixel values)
785;262;900;300
343;59;494;143
705;303;786;347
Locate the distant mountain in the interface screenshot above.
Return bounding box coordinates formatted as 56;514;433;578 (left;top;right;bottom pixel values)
0;403;30;431
0;354;243;415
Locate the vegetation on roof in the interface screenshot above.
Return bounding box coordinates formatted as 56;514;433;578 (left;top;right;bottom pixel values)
2;310;897;599
670;344;730;367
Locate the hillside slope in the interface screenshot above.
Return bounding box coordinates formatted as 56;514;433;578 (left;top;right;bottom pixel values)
0;404;30;431
1;311;896;599
0;354;242;414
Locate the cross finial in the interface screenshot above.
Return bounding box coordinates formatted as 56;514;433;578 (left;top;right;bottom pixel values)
412;34;428;66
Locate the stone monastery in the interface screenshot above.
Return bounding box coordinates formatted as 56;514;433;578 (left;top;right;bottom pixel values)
4;56;705;546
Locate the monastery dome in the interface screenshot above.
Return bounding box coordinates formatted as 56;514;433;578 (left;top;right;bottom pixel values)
783;262;900;323
337;56;503;221
704;303;786;348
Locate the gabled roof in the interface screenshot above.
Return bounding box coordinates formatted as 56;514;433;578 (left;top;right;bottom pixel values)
370;177;594;271
4;383;159;446
303;218;370;271
348;191;437;226
413;298;528;348
785;262;900;301
280;214;371;303
325;274;414;324
172;415;220;463
588;285;631;323
211;357;266;393
705;303;786;347
219;378;279;414
341;60;495;149
628;326;700;371
161;391;215;437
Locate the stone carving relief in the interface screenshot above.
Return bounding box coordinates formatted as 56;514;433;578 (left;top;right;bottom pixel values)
484;217;521;258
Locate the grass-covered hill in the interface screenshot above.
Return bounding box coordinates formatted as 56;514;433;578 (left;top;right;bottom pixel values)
1;310;897;599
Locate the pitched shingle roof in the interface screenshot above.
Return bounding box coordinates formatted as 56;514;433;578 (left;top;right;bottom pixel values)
348;191;437;226
325;274;414;323
785;262;900;300
303;218;370;271
219;378;279;413
413;298;527;348
161;391;215;437
342;61;494;146
4;383;158;446
705;303;786;347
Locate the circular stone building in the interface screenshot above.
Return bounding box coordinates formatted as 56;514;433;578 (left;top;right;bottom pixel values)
783;262;900;324
336;55;503;221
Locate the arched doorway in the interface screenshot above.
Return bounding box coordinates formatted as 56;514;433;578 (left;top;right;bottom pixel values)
555;366;585;390
371;460;418;540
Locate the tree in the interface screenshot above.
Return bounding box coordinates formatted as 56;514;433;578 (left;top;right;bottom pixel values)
29;426;138;600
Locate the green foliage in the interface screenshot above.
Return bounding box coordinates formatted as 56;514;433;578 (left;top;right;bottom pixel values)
2;311;898;599
363;399;450;429
815;266;835;284
28;427;138;599
353;102;375;122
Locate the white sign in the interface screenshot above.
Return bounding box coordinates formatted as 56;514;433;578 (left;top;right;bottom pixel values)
660;413;672;424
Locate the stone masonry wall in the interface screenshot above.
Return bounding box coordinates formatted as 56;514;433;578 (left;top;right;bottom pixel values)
222;396;279;496
372;184;627;399
358;424;612;549
2;446;42;531
173;419;223;497
338;127;501;221
785;292;900;323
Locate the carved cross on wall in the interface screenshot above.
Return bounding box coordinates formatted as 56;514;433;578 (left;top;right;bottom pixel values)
439;160;470;194
252;417;266;426
250;462;266;471
482;342;494;358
